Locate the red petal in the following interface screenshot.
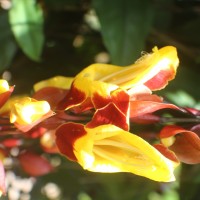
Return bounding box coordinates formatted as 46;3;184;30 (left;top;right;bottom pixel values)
154;143;179;163
92;89;130;115
145;69;175;91
86;103;128;131
57;84;86;110
19;151;54;176
130;100;180;118
69;97;93;113
133;94;163;102
55;123;86;161
0;86;14;108
111;89;130;115
160;125;200;164
33;87;68;109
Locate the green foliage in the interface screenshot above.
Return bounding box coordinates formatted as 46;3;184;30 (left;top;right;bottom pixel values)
93;0;154;65
0;12;17;71
9;0;44;61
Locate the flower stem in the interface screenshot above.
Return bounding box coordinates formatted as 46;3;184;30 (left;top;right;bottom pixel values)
160;117;200;124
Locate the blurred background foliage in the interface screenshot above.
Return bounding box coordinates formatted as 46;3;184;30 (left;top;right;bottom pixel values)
0;0;200;199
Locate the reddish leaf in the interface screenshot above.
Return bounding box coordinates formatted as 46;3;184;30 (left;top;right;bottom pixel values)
160;125;200;164
19;151;54;176
130;100;180;118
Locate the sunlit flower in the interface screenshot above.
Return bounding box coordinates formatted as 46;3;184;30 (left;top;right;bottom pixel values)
58;46;179;111
56;122;178;182
10;97;54;132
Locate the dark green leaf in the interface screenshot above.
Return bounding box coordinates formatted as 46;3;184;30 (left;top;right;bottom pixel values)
9;0;44;61
0;12;17;71
93;0;154;65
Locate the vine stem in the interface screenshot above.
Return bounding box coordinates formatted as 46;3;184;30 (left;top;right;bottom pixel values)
160;117;200;124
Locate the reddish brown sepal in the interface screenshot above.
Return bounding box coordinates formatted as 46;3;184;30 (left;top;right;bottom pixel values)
160;125;200;164
33;87;68;109
154;143;179;163
130;100;180;118
19;151;54;176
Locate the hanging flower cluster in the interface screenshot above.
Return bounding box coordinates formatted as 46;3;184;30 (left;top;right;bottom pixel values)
0;46;200;196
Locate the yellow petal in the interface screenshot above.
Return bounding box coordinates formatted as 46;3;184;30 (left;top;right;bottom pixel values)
0;95;26;115
72;46;179;103
73;76;118;102
10;97;51;125
0;79;9;94
34;76;74;91
74;124;176;182
75;46;178;89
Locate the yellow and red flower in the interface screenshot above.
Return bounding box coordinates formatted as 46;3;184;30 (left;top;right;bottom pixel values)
56;122;178;182
58;46;179;113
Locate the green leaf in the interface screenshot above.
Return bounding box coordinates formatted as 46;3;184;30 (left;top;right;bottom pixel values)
0;12;17;71
9;0;44;61
93;0;154;65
